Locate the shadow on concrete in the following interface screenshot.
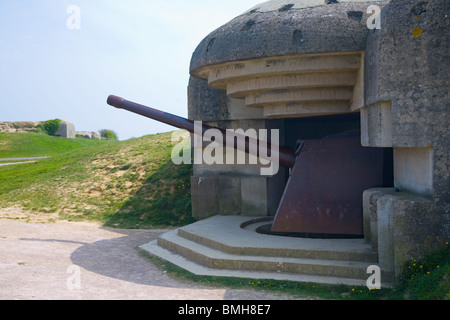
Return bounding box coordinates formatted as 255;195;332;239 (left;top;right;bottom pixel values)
67;227;188;288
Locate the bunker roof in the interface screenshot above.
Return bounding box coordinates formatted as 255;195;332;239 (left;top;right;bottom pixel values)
190;0;386;76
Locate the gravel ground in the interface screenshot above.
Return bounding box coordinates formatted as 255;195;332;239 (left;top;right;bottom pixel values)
0;219;300;300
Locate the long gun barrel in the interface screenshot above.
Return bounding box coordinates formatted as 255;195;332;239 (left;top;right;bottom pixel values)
107;95;389;237
107;95;296;168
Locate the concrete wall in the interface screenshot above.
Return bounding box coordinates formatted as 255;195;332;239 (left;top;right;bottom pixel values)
361;0;450;278
188;103;287;218
55;120;75;139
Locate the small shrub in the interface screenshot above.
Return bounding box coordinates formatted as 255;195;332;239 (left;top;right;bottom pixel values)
37;119;62;136
100;129;118;141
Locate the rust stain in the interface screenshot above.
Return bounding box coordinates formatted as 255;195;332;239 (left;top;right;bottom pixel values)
412;27;423;38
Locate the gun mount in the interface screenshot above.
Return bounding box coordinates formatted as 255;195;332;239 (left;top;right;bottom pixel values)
108;95;388;238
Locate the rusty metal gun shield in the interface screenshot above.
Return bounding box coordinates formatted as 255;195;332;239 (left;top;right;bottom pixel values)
272;130;384;237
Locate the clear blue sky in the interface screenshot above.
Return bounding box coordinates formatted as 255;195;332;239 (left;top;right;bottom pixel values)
0;0;261;140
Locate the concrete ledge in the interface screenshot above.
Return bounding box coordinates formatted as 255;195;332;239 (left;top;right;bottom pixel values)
363;188;437;279
141;239;369;287
179;216;377;262
140;216;393;287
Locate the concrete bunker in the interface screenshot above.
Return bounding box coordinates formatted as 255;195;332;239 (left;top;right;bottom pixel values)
189;0;393;236
186;0;449;279
113;0;448;283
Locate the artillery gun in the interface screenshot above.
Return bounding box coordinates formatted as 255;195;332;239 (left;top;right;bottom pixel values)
108;95;387;237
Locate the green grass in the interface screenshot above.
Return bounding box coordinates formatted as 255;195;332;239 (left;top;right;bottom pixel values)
139;241;450;300
397;240;450;300
0;131;194;228
0;132;108;158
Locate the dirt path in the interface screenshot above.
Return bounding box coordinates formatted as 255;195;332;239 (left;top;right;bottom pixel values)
0;157;50;161
0;219;300;300
0;157;50;167
0;161;37;167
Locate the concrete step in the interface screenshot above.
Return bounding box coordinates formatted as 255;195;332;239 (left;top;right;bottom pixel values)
139;216;389;287
140;240;369;286
178;216;378;262
157;229;374;280
179;223;378;263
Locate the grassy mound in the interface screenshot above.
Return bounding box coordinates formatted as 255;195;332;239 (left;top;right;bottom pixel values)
0;132;108;158
0;131;194;228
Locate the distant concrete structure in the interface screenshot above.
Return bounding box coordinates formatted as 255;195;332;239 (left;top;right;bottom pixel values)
0;121;102;141
76;131;101;139
55;120;76;139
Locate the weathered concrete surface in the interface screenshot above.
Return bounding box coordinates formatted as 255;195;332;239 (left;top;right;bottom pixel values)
361;0;450;278
55;120;76;139
0;219;300;300
190;0;385;71
141;215;387;287
363;188;438;278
